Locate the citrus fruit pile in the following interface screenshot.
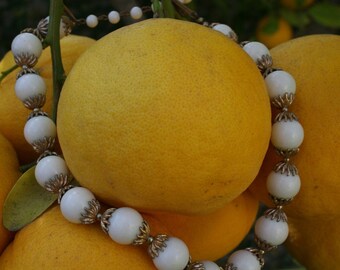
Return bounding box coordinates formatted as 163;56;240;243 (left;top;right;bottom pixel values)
0;16;339;270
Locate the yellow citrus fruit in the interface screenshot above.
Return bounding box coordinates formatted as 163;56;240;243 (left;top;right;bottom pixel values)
0;133;21;254
249;34;340;219
256;16;293;49
57;18;271;215
0;206;168;269
148;191;258;261
0;51;15;72
0;35;95;164
280;0;315;10
287;216;340;269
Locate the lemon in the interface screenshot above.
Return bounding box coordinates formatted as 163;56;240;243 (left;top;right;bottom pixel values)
58;18;271;215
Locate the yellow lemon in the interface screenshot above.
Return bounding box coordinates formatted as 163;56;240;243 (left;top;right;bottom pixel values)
0;206;169;269
57;18;271;215
0;35;95;164
250;34;340;218
0;133;20;254
148;191;258;261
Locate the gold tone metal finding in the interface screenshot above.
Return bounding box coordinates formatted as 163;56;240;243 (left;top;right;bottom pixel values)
133;220;151;245
80;199;101;224
148;234;169;259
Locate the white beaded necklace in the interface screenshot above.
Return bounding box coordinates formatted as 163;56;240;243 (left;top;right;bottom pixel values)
10;3;304;270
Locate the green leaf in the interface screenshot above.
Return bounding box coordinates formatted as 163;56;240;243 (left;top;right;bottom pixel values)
3;166;57;231
280;9;310;28
308;3;340;28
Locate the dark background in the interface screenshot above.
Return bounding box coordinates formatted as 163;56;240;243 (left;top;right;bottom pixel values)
1;0;340;58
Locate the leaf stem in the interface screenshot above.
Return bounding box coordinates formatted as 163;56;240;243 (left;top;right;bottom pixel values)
162;0;176;18
0;64;19;83
44;0;65;123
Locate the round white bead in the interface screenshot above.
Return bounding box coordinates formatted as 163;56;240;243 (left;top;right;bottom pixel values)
108;11;120;24
152;237;190;270
271;120;304;149
201;260;221;270
227;250;261;270
60;187;95;223
267;171;301;199
15;73;46;102
243;41;270;63
44;16;69;38
265;70;296;99
11;33;43;59
24;116;56;145
255;216;289;246
86;15;98;28
178;0;192;3
107;207;143;245
212;24;235;38
130;7;143;20
35;155;68;188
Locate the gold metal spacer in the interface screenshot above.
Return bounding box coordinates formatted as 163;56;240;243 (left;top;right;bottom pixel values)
269;194;294;206
275;160;298;176
264;207;288;222
100;208;117;234
186;261;205;270
148;234;169;259
31;136;56;153
14;53;38;68
44;173;73;193
224;263;237;270
80;199;101;224
27;108;48;120
37;150;58;162
133;220;151;245
254;234;277;253
271;92;295;109
246;248;265;266
16;67;38;79
275;148;299;158
274;110;298;123
23;94;46;110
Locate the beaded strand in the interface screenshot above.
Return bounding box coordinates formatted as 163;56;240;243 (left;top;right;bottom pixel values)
10;4;303;270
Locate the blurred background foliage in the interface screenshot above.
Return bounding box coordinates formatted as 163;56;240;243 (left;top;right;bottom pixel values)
0;0;340;58
0;0;339;269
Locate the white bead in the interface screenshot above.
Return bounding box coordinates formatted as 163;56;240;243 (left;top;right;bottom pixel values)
86;15;98;28
265;70;296;99
60;187;95;223
201;261;221;270
108;11;120;24
243;41;270;63
212;24;235;38
107;207;143;245
271;120;304;149
130;7;143;20
35;155;68;188
153;237;190;270
15;74;46;102
11;33;43;59
44;16;69;38
227;250;261;270
178;0;192;3
24;116;56;145
255;216;289;246
267;171;301;199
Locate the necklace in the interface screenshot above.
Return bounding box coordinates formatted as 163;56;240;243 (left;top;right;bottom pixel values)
9;3;303;270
